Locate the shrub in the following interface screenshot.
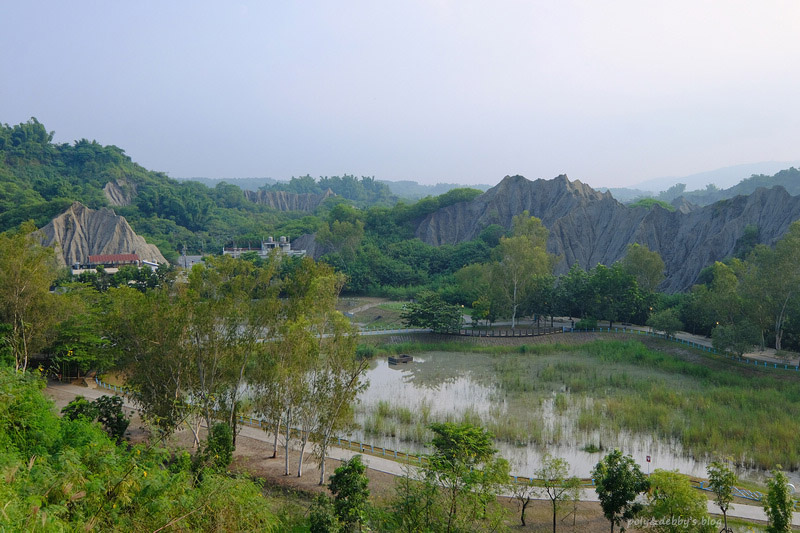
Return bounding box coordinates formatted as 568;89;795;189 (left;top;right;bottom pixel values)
61;395;99;421
194;423;234;474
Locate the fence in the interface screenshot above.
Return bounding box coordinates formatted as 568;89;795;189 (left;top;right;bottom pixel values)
456;326;558;337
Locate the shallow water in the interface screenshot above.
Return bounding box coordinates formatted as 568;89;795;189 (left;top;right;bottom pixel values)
350;351;791;484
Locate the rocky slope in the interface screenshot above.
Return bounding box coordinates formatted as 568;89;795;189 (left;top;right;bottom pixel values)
38;202;167;267
243;189;334;211
103;178;138;207
415;175;800;292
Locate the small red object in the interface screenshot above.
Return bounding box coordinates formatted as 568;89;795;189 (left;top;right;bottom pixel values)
646;455;651;462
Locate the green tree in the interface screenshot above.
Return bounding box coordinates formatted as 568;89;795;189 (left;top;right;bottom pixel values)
644;469;712;533
746;222;800;350
49;284;111;376
0;366;278;531
0;222;61;371
425;422;509;533
592;449;649;533
704;261;744;326
491;212;556;328
555;263;592;319
711;321;759;357
764;467;793;533
318;219;365;266
647;308;683;337
401;290;463;333
194;422;234;472
93;395;130;444
621;243;665;293
537;454;581;533
61;395;99;421
329;455;370;532
707;459;737;533
103;286;192;439
589;263;644;328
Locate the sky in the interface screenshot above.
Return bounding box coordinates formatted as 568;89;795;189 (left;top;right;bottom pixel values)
1;1;799;188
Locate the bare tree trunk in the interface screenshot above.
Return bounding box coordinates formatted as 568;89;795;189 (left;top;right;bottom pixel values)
185;417;202;448
297;431;307;477
284;408;291;476
318;441;328;486
271;418;279;458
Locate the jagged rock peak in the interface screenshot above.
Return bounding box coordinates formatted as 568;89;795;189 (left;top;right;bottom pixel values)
414;174;618;247
38;202;167;267
487;174;609;203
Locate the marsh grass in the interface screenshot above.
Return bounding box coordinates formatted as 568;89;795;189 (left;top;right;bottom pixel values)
364;338;800;470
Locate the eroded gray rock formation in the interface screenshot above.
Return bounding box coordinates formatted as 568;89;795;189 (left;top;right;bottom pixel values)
414;175;800;292
39;202;167;267
243;189;334;211
103;178;138;207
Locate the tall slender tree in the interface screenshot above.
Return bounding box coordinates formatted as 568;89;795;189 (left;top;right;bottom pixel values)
707;459;736;533
492;212;556;328
0;222;61;371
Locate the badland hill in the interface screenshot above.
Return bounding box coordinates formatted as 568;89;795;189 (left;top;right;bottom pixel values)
413;175;800;292
38;202;167;268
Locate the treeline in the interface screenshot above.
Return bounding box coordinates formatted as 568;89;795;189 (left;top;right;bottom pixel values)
0;223;367;484
266;173;397;207
0;222;379;528
399;212;666;332
309;423;793;532
677;221;800;353
0;119;489;268
401;213;800;353
0;119;328;260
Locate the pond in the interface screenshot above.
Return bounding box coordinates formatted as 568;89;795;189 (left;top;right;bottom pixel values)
348;350;787;484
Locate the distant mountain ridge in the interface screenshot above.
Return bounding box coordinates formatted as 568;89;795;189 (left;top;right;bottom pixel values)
631;161;800;192
656;167;800;207
415;175;800;292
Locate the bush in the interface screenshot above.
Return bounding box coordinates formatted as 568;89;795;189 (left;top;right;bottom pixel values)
575;318;598;330
309;494;341;533
355;343;377;359
61;395;129;443
94;395;130;443
61;395;99;421
195;423;234;472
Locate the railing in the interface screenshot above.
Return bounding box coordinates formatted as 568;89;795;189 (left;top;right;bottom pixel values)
456;327;558;337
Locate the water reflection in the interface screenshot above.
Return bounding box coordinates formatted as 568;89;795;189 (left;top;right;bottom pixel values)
352;352;782;484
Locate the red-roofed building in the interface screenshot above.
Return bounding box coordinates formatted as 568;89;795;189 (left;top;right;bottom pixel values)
87;253;141;267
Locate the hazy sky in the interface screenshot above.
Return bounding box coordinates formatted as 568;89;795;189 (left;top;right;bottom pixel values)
2;1;798;187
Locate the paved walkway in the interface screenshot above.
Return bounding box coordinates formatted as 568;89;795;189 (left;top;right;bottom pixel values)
44;380;795;526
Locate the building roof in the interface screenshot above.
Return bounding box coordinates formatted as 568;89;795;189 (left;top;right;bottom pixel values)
88;253;140;264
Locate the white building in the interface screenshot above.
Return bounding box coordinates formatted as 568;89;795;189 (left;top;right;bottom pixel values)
222;236;306;259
